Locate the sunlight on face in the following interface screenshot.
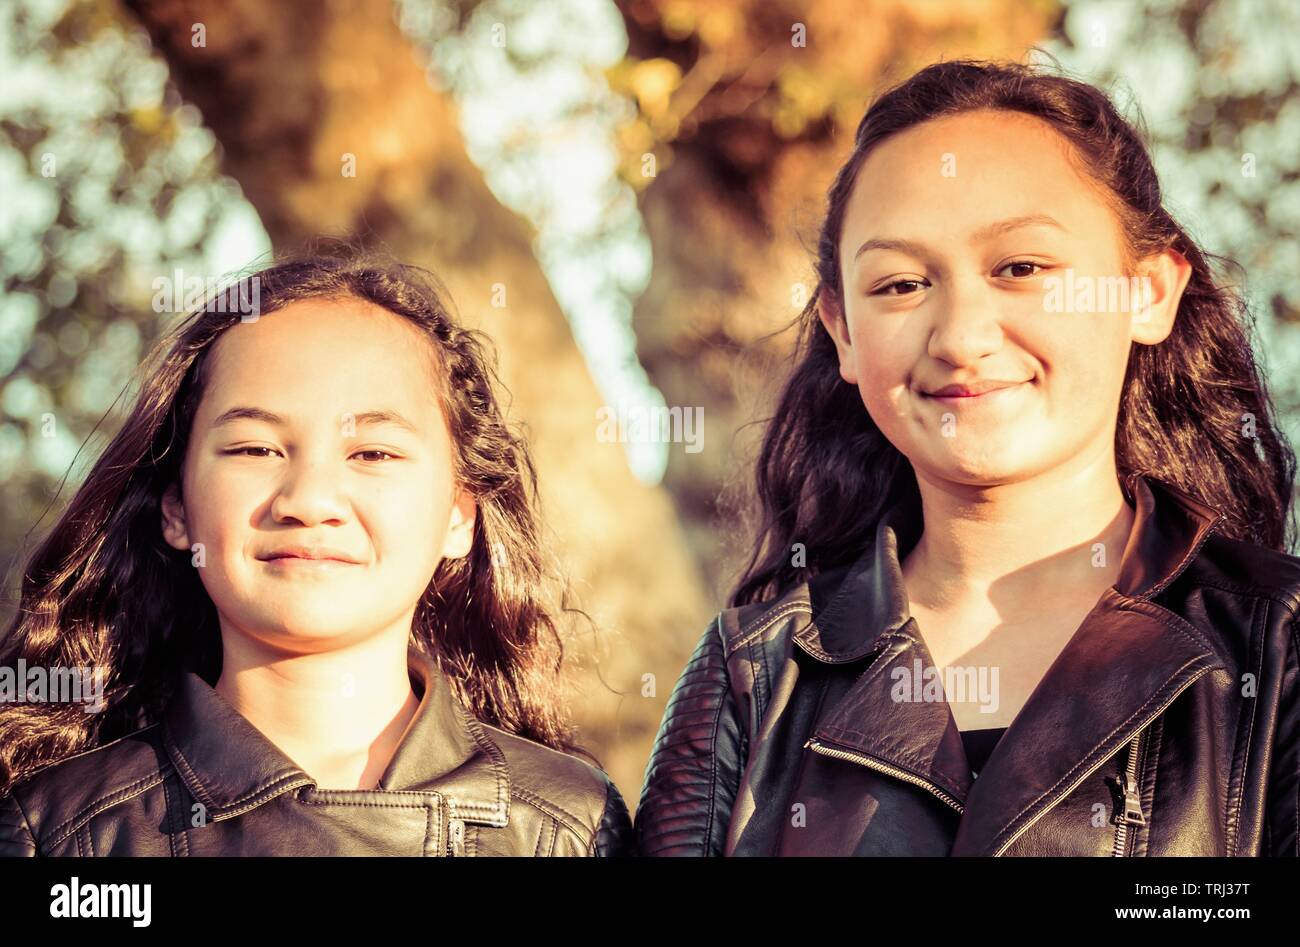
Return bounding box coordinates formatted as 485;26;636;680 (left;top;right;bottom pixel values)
161;297;474;653
827;108;1149;488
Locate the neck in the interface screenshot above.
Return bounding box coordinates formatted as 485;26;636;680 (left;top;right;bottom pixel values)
901;454;1136;615
213;627;420;790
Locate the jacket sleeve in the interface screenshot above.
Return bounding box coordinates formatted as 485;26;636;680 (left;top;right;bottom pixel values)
1265;617;1300;856
634;616;745;856
0;792;37;857
592;776;635;856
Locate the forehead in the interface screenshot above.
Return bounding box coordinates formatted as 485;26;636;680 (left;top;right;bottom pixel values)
198;296;443;427
845;108;1121;249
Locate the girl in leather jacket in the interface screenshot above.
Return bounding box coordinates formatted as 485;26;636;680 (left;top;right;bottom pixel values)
635;58;1300;856
0;254;632;856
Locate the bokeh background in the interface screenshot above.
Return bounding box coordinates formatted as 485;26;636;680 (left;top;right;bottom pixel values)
2;0;1299;807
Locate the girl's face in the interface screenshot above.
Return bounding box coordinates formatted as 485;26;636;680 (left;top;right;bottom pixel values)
820;108;1185;488
161;297;475;653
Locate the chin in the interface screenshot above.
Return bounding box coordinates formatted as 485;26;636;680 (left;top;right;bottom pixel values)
242;615;373;651
927;453;1029;486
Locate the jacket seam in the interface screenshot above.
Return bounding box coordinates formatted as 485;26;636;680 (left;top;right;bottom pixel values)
161;768;181;857
164;722;311;814
1228;595;1266;855
752;611;773;724
45;767;172;849
7;791;39;856
1170;577;1300;618
1118;594;1229;659
511;785;587;843
707;614;732;853
1137;512;1224;601
1140;714;1164;857
296;796;439;809
453;706;512;821
206;776;313;820
730;601;810;656
533;813;553;856
588;782;613;856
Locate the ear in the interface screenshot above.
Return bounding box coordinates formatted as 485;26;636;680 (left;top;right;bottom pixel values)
1130;246;1192;346
160;482;192;552
440;487;476;560
817;291;859;385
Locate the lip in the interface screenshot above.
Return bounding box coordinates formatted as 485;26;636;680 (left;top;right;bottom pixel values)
261;557;357;571
257;546;362;564
923;380;1030;403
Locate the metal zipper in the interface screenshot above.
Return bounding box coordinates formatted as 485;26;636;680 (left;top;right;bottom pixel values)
804;737;965;814
446;816;465;856
989;663;1212;856
1110;731;1146;857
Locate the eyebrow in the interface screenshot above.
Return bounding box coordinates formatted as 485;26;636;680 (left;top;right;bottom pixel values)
210;407;421;434
852;214;1069;262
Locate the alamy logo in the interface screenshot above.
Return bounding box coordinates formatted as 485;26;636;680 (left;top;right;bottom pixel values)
151;269;261;320
49;877;151;927
0;660;105;713
595;403;704;453
890;658;1000;715
1042;268;1154;314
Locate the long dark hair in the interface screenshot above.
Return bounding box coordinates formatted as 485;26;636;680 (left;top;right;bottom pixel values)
731;56;1297;608
1;254;585;795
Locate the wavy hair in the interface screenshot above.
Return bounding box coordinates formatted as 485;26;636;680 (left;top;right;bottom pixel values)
731;56;1297;607
1;253;585;795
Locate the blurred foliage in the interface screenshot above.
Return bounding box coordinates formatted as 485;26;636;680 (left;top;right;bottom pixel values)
0;0;264;617
1048;0;1300;394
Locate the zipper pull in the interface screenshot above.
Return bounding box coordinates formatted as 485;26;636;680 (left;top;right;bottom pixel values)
447;817;465;856
1112;772;1146;826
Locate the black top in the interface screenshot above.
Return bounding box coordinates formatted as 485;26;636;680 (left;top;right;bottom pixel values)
959;726;1007;777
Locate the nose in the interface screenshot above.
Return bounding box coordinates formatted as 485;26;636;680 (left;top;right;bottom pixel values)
269;456;349;526
925;275;1006;367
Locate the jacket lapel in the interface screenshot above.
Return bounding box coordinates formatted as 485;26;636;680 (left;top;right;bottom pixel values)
379;648;511;826
162;645;510;826
797;493;975;810
795;473;1228;854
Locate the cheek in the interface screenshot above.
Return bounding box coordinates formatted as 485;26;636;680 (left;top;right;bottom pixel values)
365;473;450;556
1033;313;1132;399
184;462;252;548
848;327;914;413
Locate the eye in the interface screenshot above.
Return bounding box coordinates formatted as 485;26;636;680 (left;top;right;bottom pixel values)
223;446;279;458
996;260;1044;278
872;277;929;296
222;447;398;462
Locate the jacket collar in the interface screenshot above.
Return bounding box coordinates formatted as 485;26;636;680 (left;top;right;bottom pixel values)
795;473;1228;854
162;645;510;826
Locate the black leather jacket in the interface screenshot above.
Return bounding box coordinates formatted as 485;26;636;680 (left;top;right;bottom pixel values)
1;646;633;856
635;474;1300;856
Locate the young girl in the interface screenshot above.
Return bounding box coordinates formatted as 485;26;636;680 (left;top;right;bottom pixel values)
0;255;632;856
635;58;1300;856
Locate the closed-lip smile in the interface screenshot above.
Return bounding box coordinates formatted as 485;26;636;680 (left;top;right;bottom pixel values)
258;545;361;564
924;379;1029;399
